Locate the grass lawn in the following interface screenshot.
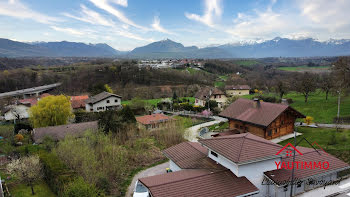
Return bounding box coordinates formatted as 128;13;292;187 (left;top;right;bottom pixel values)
218;75;229;81
173;115;208;128
208;122;229;131
278;127;350;164
242;91;350;124
122;97;195;106
8;180;56;197
214;81;225;87
234;60;259;67
278;65;330;72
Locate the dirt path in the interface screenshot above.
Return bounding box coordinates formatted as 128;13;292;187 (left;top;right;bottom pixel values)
185;116;228;142
126;162;169;197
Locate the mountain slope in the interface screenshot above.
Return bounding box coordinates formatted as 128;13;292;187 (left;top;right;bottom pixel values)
0;38;120;57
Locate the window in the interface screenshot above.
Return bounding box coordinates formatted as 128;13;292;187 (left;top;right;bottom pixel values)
115;99;118;103
239;92;241;94
268;130;272;136
281;120;285;125
275;129;278;134
210;151;218;157
283;185;288;191
195;99;198;103
297;182;302;188
106;100;110;103
219;95;221;98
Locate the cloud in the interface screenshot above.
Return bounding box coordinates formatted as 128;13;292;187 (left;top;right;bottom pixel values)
89;0;146;30
0;0;60;24
151;16;175;35
63;5;115;27
50;26;86;36
185;0;222;27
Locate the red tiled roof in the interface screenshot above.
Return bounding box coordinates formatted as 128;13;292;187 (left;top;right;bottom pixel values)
70;95;88;109
163;142;226;170
199;133;284;164
219;98;305;127
139;169;259;197
264;147;350;185
18;93;51;106
136;114;172;125
225;85;250;90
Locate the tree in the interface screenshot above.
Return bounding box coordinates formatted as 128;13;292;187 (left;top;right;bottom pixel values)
98;110;124;134
274;80;288;99
294;72;318;102
320;73;334;100
63;177;101;197
7;155;43;195
120;106;136;123
332;57;350;90
304;116;314;125
172;92;178;102
104;84;113;93
29;95;73;128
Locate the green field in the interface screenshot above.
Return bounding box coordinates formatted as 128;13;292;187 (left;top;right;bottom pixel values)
278;65;330;72
122;97;195;106
8;181;56;197
243;91;350;124
234;60;259;67
279;127;350;163
214;81;225;87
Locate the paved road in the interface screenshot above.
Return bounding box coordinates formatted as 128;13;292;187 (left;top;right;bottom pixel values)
126;162;169;197
185;116;228;142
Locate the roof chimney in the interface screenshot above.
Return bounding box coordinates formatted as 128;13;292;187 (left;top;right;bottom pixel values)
253;98;260;108
281;99;289;105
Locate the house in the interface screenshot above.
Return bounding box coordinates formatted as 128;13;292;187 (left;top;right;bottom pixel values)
18;93;50;106
136;114;173;130
85;92;122;112
32;121;98;143
136;133;349;197
70;95;89;111
194;87;227;108
219;98;305;139
225;85;250;96
3;104;30;121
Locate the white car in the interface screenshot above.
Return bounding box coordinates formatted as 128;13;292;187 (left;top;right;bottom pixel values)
133;180;149;197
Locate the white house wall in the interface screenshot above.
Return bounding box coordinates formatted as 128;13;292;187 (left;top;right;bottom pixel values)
208;149;239;175
86;96;121;112
4;105;30;120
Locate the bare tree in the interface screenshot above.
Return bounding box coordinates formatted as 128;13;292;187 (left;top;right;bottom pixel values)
274;80;289;99
332;57;350;90
320;73;334;100
295;72;318;102
7;155;43;195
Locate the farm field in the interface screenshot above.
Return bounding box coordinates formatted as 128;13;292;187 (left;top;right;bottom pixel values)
278;65;330;72
243;91;350;124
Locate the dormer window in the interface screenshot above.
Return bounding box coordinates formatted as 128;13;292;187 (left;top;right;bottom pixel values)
106;100;110;103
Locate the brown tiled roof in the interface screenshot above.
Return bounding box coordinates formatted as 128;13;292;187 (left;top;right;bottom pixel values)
136;114;172;125
199;133;285;164
264;147;350;185
225;85;251;90
139;169;259;197
219;98;305;127
211;129;241;137
163;142;226;170
19;94;50;106
85;92;121;104
33;121;98;143
195;87;224;100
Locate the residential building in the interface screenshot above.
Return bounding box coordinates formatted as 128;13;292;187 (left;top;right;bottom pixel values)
220;98;305;139
85;92;122;112
70;95;89;111
225;85;250;96
32;121;98;143
194;87;227;108
3;104;30;121
136;114;173;130
136;133;349;197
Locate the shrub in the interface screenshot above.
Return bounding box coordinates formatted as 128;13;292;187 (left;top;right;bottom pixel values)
14;134;24;142
63;177;102;197
304;116;314;125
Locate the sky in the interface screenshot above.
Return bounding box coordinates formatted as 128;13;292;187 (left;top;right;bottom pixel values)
1;0;350;51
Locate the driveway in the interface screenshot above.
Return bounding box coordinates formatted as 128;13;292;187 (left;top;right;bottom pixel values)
126;161;169;197
185;116;227;142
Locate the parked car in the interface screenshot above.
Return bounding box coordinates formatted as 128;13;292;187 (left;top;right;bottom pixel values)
133;180;149;197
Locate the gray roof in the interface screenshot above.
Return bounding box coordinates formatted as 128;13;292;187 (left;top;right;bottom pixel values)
0;83;61;99
33;121;98;143
85;92;122;104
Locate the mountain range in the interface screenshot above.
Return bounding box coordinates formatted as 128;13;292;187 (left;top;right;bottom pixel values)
1;37;350;58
